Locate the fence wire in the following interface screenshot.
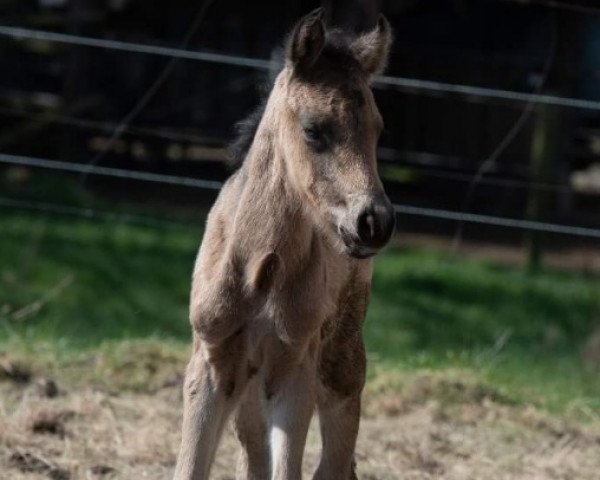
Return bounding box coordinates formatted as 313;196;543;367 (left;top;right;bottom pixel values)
1;10;600;241
3;25;600;111
2;152;600;240
0;105;573;194
0;196;193;230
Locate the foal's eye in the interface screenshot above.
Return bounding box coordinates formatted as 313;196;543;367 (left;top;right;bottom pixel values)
303;124;330;153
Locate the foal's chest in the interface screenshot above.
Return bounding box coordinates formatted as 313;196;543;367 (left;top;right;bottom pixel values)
266;249;372;345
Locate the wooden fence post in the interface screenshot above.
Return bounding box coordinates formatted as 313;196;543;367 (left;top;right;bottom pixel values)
525;102;560;270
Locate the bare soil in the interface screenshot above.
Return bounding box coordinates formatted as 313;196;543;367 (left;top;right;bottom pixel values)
1;378;600;480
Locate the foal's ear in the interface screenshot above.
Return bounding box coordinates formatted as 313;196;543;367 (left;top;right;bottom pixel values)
286;8;326;70
350;15;393;78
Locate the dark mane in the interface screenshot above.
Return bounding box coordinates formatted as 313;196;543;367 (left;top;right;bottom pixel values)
227;54;282;171
227;97;269;171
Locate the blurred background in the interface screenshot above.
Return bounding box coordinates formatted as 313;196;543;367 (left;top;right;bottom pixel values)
1;1;600;478
1;0;600;266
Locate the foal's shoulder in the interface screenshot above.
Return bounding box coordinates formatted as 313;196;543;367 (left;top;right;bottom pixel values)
209;167;246;220
198;172;244;268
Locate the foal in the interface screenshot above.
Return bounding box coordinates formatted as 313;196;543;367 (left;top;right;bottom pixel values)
174;9;394;480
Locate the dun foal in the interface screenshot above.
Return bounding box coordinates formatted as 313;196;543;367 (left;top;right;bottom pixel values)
174;9;394;480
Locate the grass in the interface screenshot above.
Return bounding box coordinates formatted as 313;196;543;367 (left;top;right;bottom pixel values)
368;249;600;413
1;207;600;419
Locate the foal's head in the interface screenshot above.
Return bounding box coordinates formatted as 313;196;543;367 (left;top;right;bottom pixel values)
275;9;395;259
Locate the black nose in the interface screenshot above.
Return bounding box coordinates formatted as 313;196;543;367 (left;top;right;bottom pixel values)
357;197;395;249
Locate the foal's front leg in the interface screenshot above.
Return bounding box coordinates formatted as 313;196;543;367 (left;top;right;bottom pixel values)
313;327;367;480
233;381;271;480
174;332;248;480
313;395;361;480
269;350;317;480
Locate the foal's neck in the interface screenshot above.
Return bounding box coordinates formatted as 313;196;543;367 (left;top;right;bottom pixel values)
241;119;317;266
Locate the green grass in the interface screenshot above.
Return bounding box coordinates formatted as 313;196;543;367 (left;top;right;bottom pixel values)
1;211;197;345
1;208;600;417
368;250;600;413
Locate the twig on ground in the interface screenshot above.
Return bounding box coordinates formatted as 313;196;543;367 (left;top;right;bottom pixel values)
10;274;74;321
476;329;514;366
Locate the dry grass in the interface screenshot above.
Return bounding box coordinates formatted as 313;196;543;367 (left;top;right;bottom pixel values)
2;372;600;480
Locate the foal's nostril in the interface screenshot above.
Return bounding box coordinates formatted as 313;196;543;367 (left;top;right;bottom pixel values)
358;210;377;244
356;199;395;249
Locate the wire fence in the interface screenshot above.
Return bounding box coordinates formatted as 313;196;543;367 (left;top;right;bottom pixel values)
3;25;600;111
1;7;599;242
0;105;211;144
0;153;223;190
0;196;194;230
2;152;600;240
394;205;600;240
0;104;573;194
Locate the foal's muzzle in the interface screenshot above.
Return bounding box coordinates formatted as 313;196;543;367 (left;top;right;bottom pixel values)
340;195;396;259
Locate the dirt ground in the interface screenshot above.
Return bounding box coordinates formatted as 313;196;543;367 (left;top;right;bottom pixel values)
1;377;600;480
